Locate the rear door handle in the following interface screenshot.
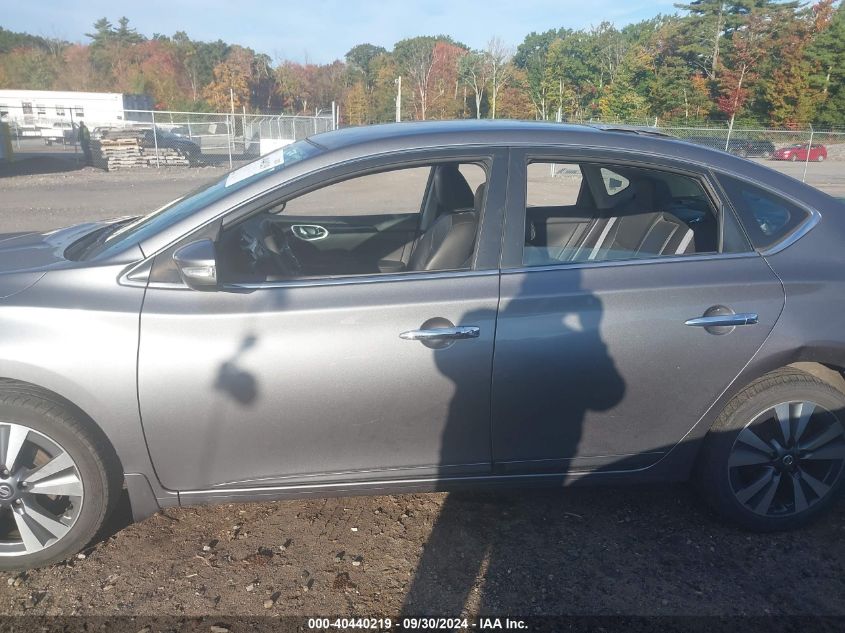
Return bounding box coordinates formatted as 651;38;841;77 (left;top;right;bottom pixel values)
685;313;758;327
399;326;480;341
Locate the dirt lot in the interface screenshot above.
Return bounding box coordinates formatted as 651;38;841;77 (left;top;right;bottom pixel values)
0;488;843;618
0;156;843;621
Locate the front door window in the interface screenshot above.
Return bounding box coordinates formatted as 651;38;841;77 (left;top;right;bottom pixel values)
217;162;488;283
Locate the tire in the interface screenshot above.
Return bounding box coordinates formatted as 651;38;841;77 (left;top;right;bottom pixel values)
790;154;798;162
0;385;122;570
696;368;845;531
762;151;772;159
817;154;825;162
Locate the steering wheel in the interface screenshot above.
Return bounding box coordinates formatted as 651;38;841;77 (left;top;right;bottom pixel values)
238;220;302;278
262;220;302;275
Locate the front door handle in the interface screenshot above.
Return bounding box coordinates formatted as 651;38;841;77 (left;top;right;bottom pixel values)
399;326;480;341
291;224;328;241
685;313;758;327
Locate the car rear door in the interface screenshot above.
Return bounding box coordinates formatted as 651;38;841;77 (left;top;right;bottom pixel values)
491;148;785;474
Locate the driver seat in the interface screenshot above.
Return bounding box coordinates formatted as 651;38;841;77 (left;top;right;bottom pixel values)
408;164;479;271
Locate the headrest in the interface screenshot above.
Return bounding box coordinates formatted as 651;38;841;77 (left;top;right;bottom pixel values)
474;183;486;211
434;164;474;213
629;178;655;211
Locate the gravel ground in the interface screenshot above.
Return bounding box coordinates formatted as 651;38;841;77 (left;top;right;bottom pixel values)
0;155;843;620
0;488;843;617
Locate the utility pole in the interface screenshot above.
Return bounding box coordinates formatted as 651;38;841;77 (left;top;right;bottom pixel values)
395;76;402;123
229;88;235;159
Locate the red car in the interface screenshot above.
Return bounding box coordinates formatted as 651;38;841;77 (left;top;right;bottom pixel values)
772;143;828;162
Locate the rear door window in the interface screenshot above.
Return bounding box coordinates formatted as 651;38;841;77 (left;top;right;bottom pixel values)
717;175;811;250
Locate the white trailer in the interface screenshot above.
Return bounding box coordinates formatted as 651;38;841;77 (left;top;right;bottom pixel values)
0;90;152;130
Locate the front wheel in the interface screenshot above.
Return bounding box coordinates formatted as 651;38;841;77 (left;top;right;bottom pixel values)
817;154;825;162
696;368;845;531
0;386;122;570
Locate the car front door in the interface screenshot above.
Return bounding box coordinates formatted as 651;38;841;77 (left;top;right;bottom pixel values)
137;149;506;492
491;149;785;474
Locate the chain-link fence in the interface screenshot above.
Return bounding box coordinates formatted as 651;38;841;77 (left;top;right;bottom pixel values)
1;100;842;179
565;116;845;181
0;104;335;170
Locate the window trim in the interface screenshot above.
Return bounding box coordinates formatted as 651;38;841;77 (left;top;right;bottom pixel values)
502;147;751;270
711;169;820;256
139;147;508;289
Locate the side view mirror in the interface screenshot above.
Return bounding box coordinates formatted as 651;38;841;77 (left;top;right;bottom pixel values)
173;239;218;291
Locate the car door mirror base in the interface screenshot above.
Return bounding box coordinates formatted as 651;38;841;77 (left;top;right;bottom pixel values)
173;239;219;291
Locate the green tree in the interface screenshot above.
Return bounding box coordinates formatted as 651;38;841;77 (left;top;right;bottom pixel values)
513;29;561;119
807;2;845;125
345;43;387;88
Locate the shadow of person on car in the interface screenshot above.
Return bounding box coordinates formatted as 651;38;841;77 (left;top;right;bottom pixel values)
214;334;259;406
402;267;625;615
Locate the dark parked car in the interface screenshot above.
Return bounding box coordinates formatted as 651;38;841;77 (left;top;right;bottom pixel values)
139;127;201;163
0;121;843;569
772;143;828;162
685;135;775;158
727;138;776;158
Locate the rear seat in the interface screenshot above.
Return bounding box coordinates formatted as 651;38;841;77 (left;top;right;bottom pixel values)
527;179;695;264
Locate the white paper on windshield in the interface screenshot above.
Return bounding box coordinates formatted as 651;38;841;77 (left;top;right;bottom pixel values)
225;148;285;187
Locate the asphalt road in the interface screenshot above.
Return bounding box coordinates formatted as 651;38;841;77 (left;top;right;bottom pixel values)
0;156;843;621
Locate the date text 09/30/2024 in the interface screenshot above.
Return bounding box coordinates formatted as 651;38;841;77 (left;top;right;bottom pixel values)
306;618;529;630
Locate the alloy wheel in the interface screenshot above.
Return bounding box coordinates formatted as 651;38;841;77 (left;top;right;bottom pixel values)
0;422;84;556
728;401;845;517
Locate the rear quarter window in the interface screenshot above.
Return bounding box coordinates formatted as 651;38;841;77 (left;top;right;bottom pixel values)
717;174;811;250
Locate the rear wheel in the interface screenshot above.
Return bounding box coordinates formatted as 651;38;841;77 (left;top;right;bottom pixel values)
817;154;825;162
696;368;845;531
0;387;121;569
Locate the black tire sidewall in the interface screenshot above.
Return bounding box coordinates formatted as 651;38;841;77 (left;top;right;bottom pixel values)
699;374;845;531
0;398;110;570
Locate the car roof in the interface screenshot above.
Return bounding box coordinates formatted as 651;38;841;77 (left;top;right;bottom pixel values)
306;120;819;198
306;120;742;167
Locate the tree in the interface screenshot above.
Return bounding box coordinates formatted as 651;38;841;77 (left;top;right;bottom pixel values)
427;41;468;120
514;29;561;119
345;43;387;89
275;61;307;112
807;2;845;124
544;32;595;120
202;46;253;111
761;4;821;126
394;35;465;120
370;52;401;122
486;37;514;119
673;0;729;80
717;10;772;139
495;68;535;119
459;51;492;118
393;36;439;120
344;81;369;125
0;47;60;90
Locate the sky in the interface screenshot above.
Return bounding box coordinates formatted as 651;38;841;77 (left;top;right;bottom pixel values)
5;0;680;63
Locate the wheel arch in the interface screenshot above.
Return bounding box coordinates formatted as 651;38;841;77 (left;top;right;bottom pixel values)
0;376;165;522
655;346;845;482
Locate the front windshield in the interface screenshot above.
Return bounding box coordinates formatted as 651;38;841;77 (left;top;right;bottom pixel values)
79;139;322;260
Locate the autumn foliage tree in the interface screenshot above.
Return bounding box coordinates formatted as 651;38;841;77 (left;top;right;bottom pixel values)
0;10;843;127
